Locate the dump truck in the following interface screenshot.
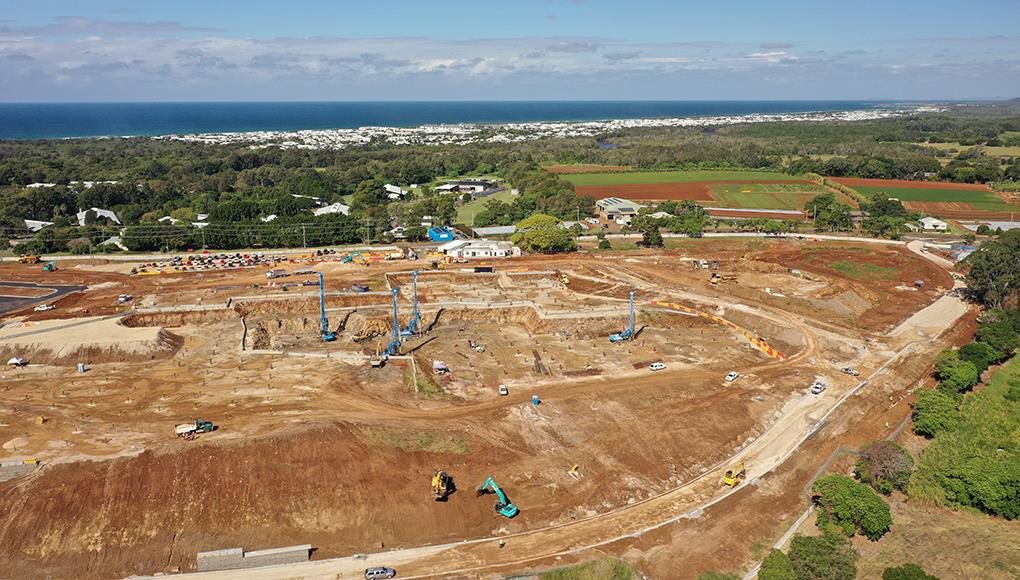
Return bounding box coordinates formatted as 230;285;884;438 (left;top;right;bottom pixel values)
432;470;454;501
175;419;216;440
18;255;41;264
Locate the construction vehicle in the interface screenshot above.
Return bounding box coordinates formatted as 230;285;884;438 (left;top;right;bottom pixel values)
609;289;636;343
710;272;738;285
477;476;518;518
18;254;41;264
42;261;57;272
432;470;454;501
174;419;215;440
401;271;422;337
723;462;746;486
318;271;336;341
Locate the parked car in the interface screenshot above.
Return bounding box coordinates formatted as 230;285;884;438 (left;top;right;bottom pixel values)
840;367;859;376
810;379;827;395
33;304;54;312
498;385;509;396
364;566;397;579
649;362;666;371
725;371;740;382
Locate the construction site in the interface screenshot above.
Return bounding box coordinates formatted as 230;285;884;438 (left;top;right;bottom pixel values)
0;237;973;579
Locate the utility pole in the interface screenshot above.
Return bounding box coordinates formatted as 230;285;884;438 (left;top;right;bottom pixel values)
363;218;372;244
302;224;307;248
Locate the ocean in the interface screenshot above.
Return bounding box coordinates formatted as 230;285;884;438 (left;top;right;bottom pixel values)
0;101;903;141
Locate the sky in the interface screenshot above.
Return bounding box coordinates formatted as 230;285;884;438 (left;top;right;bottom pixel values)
0;0;1018;102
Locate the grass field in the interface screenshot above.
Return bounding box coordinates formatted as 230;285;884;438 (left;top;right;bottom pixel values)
918;141;1020;158
710;183;831;210
538;557;637;580
561;170;799;186
830;260;898;280
455;190;516;225
853;186;1013;211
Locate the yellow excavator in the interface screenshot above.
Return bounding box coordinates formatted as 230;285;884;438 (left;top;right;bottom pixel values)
723;462;746;486
432;470;454;501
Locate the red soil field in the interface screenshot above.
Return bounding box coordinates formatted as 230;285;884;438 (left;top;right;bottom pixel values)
904;201;1020;220
832;178;992;191
575;180;809;201
545;164;631;174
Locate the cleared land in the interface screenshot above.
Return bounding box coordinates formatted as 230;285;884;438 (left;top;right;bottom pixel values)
562;170;800;186
0;240;963;579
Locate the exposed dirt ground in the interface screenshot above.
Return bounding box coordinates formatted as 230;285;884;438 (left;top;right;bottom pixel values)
0;240;966;579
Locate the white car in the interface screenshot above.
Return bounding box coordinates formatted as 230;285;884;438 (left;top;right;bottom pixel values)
725;371;740;382
33;304;54;312
810;380;827;395
498;385;509;396
649;362;666;371
586;217;600;225
840;367;859;376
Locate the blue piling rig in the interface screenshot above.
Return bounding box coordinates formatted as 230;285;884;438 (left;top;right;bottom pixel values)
318;271;336;341
608;288;636;342
382;288;402;356
401;270;422;337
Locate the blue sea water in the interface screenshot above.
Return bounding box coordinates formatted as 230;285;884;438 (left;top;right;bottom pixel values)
0;100;899;140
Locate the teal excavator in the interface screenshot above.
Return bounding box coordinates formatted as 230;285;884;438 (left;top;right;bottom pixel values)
476;476;519;518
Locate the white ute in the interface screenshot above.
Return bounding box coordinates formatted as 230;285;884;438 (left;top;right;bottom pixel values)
649;362;666;371
498;385;509;396
810;379;827;395
725;371;740;382
33;304;54;312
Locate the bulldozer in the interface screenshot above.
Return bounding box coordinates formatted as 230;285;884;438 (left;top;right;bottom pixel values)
431;470;454;501
710;272;738;285
18;254;41;264
722;462;746;487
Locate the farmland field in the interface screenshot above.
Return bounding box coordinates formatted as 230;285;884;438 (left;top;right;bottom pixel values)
832;177;1020;218
710;182;837;210
561;170;799;186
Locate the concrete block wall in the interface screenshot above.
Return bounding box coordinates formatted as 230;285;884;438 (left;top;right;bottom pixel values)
196;544;312;572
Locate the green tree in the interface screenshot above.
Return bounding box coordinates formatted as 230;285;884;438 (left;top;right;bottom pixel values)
511;213;576;253
788;532;858;580
641;227;664;248
958;342;999;374
812;474;892;540
965;229;1020;308
598;238;612;250
912;389;960;438
403;225;427;241
758;549;796;580
882;563;939;580
855;441;914;495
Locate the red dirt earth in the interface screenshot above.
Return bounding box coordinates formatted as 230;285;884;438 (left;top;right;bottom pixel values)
575;180;810;201
831;178;992;191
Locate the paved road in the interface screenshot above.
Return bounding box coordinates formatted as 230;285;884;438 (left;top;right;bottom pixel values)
0;281;85;315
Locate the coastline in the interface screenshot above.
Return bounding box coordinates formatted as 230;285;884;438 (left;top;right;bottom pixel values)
161;105;943;150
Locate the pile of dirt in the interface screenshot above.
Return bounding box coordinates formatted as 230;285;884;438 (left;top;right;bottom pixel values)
0;328;183;365
122;309;237;328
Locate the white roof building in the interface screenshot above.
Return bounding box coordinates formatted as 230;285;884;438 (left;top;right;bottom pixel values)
24;219;54;232
76;207;121;227
649;211;674;219
313;202;351;216
261;214;278;223
26;183;56;188
438;239;520;259
384;184;407;199
596;197;644;219
919;217;949;231
158;216;181;225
